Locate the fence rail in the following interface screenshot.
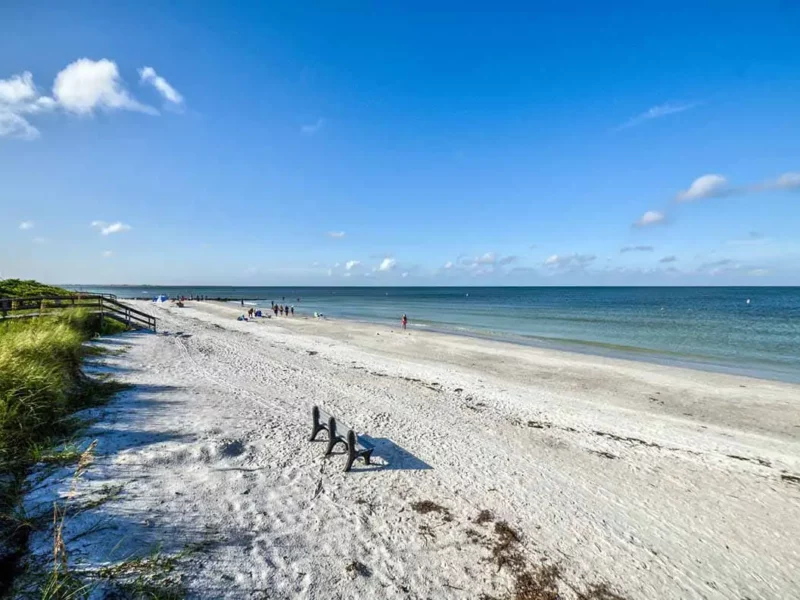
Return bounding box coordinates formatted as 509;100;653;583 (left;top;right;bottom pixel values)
0;294;157;332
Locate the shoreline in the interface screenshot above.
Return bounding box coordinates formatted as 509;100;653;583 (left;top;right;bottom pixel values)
62;287;800;386
202;299;799;438
210;299;800;385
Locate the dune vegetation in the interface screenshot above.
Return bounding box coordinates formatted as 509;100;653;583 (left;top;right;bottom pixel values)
0;279;73;299
0;281;128;596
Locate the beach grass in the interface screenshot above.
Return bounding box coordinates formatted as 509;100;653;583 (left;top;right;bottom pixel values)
0;309;126;471
0;297;129;596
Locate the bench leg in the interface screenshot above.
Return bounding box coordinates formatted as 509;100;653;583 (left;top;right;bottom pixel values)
324;417;341;456
309;406;323;441
344;450;357;472
363;449;373;466
344;430;359;472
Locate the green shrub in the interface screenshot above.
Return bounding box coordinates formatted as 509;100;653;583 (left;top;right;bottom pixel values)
0;279;72;299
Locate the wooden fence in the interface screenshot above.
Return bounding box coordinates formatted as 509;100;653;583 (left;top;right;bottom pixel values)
0;294;157;332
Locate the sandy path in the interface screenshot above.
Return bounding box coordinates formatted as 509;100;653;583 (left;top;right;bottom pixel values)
24;300;800;599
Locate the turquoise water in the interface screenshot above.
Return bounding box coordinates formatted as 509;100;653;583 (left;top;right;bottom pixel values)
66;286;800;383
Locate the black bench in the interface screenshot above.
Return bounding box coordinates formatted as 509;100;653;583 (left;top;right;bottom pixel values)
310;405;375;472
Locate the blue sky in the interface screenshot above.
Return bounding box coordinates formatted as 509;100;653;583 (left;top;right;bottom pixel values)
1;2;799;286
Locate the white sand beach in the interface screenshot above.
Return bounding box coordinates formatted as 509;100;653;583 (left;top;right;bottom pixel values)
24;300;800;599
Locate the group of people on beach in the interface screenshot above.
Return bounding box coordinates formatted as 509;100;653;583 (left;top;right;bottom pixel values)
243;303;294;319
271;302;294;317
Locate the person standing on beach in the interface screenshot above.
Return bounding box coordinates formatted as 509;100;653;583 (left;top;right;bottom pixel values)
402;314;408;330
291;305;295;316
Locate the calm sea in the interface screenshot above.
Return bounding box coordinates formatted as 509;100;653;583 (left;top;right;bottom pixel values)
65;286;800;383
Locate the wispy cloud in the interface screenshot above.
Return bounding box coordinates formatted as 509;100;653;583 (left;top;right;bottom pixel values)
91;220;132;236
19;220;34;230
345;260;361;271
726;231;770;246
620;245;654;253
659;255;677;263
378;257;397;272
762;172;800;191
615;102;698;131
698;258;736;275
676;171;800;203
301;118;325;135
327;231;346;238
138;66;184;108
543;253;596;270
633;210;666;228
676;174;729;202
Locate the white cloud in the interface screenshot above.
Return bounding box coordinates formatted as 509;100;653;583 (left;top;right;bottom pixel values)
443;261;454;269
634;210;665;227
677;174;728;202
475;252;496;265
91;220;132;236
378;257;397;272
54;58;156;115
301;118;325;135
616;102;698;131
401;272;409;278
1;60;188;140
771;172;800;190
327;231;346;238
138;66;183;106
19;221;34;230
0;109;40;140
345;260;361;271
543;254;596;270
0;72;37;104
103;250;113;258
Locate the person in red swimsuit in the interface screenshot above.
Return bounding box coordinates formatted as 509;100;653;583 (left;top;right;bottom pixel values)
401;314;407;330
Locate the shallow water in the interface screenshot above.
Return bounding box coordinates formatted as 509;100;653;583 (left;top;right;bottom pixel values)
66;286;800;383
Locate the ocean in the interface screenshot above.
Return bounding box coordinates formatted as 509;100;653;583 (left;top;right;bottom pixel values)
65;286;800;383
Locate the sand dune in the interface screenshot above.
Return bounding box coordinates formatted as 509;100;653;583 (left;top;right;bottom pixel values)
24;300;800;599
